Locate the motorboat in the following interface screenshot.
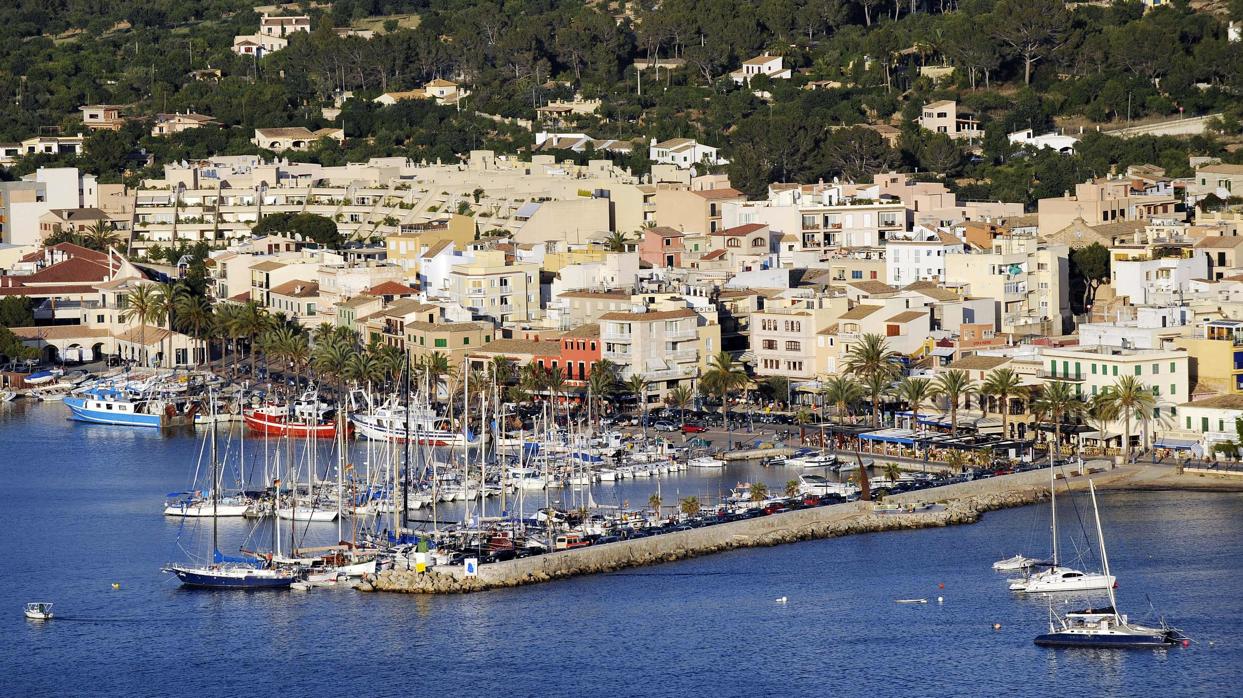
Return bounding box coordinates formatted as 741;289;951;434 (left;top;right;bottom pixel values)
1009;566;1114;593
350;401;467;446
993;554;1041;571
0;390;16;403
24;369;63;386
798;474;858;498
23;602;53;620
688;456;726;469
64;387;196;428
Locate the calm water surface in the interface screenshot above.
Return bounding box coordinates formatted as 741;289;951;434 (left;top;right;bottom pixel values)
1;401;1240;697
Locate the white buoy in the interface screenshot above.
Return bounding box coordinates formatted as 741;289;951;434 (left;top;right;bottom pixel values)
775;596;787;604
937;596;944;604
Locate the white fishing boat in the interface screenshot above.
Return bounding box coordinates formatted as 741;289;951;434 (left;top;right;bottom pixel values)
23;602;53;620
350;401;468;446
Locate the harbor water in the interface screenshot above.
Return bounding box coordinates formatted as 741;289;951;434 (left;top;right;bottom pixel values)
2;401;1241;696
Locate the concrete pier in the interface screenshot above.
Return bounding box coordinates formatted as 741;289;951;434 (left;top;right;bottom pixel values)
360;464;1243;595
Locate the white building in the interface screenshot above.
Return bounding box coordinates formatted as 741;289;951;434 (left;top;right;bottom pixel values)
1008;129;1078;153
730;55;792;85
884;228;964;286
0;167;98;246
648;138;727;169
1111;253;1210;306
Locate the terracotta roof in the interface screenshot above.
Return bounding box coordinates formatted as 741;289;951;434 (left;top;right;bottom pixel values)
269;279;319;298
885;310;926;323
8;325;110;341
339;295;381;309
21;256;114;285
249;260;285;272
845;280;897;295
693;188;744;200
599;308;698;321
419;239;454;259
254;127;316;139
113;324;174;345
427;79;458;87
901;281;959;301
405;320;490;332
1194;236;1243;249
559;290;631;300
701;249;728;261
470;338;555;357
378;299;438;318
563;323;600;338
367;281;417;296
817;323;839;335
647;226;683;238
228;291;250;302
717;289;759;298
947;355;1011;371
936;231;962;245
743;54;780;65
0;284;99;297
1185;393;1243;409
714;223;766;236
838;305;882;320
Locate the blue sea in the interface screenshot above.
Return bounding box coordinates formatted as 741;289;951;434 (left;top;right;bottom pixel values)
1;401;1240;697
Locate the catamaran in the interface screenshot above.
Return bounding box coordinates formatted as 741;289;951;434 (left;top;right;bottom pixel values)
1034;481;1187;648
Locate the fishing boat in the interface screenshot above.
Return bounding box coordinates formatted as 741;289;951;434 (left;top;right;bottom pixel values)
63;387;196;428
349;401;467;446
1034;482;1187;649
244;405;339;439
1008;459;1114;594
23;602;53;620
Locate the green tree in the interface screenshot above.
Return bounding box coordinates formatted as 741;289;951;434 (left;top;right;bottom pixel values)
822;126;896;182
1100;375;1156;465
0;297;35;328
120;284;159;367
252;212;343;248
665;383;694;426
843;334;901;428
933;369;977;437
991;0;1071;85
1070;243;1110;314
981;368;1025;440
895;377;934;433
750;481;769;502
702;351;748;446
1030;381;1085;466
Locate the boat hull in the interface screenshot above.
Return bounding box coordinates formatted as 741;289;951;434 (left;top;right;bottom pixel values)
350;415;465;446
1034;631;1174;648
244;411;339;439
163;502;251;518
168;566;295;589
64;396;163;427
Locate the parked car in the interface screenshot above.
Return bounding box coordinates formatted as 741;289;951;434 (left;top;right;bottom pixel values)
653;421;678;432
680;423;707;434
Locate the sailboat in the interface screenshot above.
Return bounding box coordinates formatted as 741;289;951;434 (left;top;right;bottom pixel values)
164;409;297;589
1034;481;1188;648
1008;459;1114;594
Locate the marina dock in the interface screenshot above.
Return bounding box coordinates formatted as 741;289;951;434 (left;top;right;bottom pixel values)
362;463;1243;594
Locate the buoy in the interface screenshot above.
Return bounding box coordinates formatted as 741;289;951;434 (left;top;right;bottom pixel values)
775;596;788;604
1182;639;1190;648
111;583;120;590
937;596;944;604
993;623;1002;631
938;583;944;589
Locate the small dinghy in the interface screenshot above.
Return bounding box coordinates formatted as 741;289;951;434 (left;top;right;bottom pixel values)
895;598;928;604
290;581;313;592
24;602;53;620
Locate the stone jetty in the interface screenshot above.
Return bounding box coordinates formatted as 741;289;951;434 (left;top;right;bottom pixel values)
360;463;1243;595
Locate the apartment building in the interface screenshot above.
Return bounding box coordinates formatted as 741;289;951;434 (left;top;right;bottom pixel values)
943;235;1070;336
0;167;104;246
752;296;845;380
0;136;86;166
653;188;746;235
1037;176;1181;236
249;257;321;307
725;194;907;252
1172;319;1243;394
638;226;686;268
885;230;964;286
267;279;323;325
446;250;539;324
600;307;706;401
1110;248;1209;306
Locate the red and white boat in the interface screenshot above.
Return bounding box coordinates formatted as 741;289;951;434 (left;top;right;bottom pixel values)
244;394;346;439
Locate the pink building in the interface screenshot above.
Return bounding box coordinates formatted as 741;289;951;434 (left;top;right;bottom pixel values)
639;226;685;268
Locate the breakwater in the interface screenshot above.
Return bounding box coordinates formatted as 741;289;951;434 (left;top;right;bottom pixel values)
360;464;1243;594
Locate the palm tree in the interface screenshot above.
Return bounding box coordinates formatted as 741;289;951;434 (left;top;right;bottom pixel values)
150;283;185;369
213;303;244;378
702;350;748;445
311;340;351;396
894;377;934;434
625;374;649;436
588;365;619;425
679;496;700;516
945;449;968;474
666;383;693;427
120;284;159;367
84;221;122;251
750;481;769;502
785;479;800;498
231;301;270;378
1086;391;1120;458
843;333;901;427
648;493;662;519
860;373;891;427
794;406;814;442
421;351;452;403
1100;375;1156;464
603;230;631;252
981;368;1025;440
173;292;212;369
882;462;901;482
1030;381;1086;466
932;369;977;437
821;375;864;425
344;351;383;387
489;355;516;386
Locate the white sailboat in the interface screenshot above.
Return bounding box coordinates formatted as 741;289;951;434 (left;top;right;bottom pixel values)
1009;460;1114;593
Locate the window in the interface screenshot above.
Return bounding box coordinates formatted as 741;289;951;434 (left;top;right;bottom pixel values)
1112;366;1118;376
785;341;801;351
1171;384;1176;396
726;238;740;248
1170;362;1176;373
462;337;470;345
851;270;863;279
762;340;777;350
1091;364;1097;375
434;338;447;348
1134;365;1141;376
752;237;766;248
1152;363;1159;375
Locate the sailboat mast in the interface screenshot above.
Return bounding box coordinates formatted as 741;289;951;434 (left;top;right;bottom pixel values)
1050;455;1058;567
1089;481;1120;620
337;405;344;542
211;391;219;558
402;354;412;531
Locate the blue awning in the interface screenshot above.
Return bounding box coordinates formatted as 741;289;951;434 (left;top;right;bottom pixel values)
515;202;541;218
1154;438;1200;450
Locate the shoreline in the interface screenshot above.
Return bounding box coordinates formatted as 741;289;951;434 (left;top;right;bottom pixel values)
361;464;1243;595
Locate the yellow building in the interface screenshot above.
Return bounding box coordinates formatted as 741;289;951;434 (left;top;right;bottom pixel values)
447;250;540;323
1173;320;1243;394
384;214;476;275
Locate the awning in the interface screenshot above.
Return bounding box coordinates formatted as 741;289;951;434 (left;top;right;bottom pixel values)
1080;430;1121;441
515;202;541;218
859;428;918;445
1154;438;1200;451
930;346;955;357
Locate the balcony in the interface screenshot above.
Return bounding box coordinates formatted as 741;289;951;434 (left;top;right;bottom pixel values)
665;328;698;342
1038;371;1086;382
666;348;698;363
